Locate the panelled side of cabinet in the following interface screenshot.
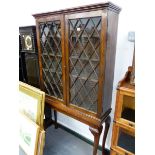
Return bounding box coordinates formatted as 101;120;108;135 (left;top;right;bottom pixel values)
102;10;119;117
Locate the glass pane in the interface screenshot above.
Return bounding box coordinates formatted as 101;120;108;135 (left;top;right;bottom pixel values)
39;20;63;99
69;16;101;113
121;95;135;122
118;128;135;154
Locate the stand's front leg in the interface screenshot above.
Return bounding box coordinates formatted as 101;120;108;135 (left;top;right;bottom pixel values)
89;126;103;155
102;116;111;155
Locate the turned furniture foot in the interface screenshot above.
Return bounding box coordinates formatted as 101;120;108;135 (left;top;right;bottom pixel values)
89;126;103;155
102;116;111;155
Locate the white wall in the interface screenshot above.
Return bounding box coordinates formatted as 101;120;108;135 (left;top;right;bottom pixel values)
18;0;135;149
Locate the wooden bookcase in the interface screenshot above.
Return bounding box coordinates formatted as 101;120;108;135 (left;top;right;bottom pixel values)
111;67;135;155
33;2;121;155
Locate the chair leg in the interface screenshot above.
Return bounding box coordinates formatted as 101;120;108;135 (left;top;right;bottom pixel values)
102;116;111;155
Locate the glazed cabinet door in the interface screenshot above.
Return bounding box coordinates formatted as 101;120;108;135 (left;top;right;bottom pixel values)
36;15;66;103
65;11;107;115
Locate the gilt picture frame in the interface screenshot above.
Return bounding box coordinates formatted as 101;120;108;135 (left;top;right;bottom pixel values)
19;81;45;128
19;113;45;155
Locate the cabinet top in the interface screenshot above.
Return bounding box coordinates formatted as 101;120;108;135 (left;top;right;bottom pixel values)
19;26;36;33
33;1;121;18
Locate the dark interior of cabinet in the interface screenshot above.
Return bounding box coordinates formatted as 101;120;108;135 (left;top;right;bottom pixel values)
121;95;135;122
117;128;135;154
122;108;135;122
69;16;101;113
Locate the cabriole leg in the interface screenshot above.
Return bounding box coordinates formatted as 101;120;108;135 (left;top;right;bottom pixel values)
89;126;103;155
102;116;111;155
